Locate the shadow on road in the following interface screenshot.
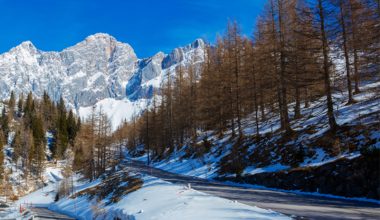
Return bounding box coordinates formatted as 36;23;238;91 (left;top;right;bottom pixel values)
124;159;380;220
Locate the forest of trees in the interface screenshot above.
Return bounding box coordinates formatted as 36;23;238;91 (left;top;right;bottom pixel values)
0;91;80;186
73;107;120;181
1;0;378;187
118;0;379;161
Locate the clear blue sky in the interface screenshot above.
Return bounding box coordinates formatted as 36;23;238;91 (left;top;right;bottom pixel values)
0;0;264;57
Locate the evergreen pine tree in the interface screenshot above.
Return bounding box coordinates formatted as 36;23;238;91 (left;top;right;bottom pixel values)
31;113;46;177
23;92;34;127
0;129;5;181
67;109;78;145
17;93;24;118
11;129;22;164
56;97;69;158
8;91;16;121
1;107;9;141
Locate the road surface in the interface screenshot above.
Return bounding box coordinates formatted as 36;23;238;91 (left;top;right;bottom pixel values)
125;159;380;220
24;207;75;220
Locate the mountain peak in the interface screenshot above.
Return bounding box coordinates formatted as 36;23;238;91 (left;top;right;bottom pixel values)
85;33;116;42
64;33;138;62
0;35;205;126
15;40;37;51
192;38;205;48
20;40;34;46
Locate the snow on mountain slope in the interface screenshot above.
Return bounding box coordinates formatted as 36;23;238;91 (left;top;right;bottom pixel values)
0;33;205;128
0;33;137;107
78;98;150;130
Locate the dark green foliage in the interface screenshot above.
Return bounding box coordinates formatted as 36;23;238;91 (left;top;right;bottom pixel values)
0;129;5;181
55;97;69;158
67;109;78;145
54;192;60;202
5;91;81;178
31;114;46;148
11;130;22;163
31;115;46;173
23;92;35;127
8;91;16;120
17;93;23;117
9;91;15;109
41;91;56;129
0;108;9;140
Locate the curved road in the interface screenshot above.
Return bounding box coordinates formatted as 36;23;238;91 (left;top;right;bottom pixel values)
125;160;380;220
28;207;75;219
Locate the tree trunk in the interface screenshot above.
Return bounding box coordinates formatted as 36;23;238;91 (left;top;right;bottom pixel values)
277;0;292;132
349;0;361;94
318;0;338;131
252;63;260;140
304;87;310;108
339;0;355;104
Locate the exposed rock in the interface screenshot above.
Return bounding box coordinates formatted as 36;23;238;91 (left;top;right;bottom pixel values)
0;33;205;111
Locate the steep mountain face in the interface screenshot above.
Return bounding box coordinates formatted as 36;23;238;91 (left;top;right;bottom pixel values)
0;33;205;120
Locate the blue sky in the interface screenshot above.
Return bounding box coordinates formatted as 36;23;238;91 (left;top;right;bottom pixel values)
0;0;264;57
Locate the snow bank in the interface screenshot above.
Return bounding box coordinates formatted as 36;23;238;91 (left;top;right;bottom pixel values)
51;175;290;220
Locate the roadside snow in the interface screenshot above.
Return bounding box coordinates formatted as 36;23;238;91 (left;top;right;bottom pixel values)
244;164;290;176
2;169;291;220
0;165;64;218
51;175;291;220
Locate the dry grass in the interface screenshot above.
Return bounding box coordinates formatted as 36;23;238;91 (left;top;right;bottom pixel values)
71;170;143;205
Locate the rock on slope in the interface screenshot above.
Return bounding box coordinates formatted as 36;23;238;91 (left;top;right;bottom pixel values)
0;33;205;126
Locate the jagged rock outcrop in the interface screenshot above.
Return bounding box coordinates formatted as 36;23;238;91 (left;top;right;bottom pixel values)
0;33;205;110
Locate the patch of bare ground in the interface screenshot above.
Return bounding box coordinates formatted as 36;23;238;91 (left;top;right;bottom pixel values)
71;170;143;205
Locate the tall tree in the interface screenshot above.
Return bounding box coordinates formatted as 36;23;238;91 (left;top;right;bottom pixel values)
30;113;46;177
0;129;5;182
315;0;339;130
336;0;355;104
1;108;9;141
8;91;15;121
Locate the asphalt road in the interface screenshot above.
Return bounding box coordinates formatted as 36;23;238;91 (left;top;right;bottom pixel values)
25;207;75;220
125;159;380;220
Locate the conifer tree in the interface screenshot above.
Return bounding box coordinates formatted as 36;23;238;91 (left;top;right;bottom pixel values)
31;113;46;177
67;109;78;145
23;92;34;127
17;93;24;118
0;129;5;181
1;107;9;141
8;91;15;121
11;129;22;165
56;97;69;158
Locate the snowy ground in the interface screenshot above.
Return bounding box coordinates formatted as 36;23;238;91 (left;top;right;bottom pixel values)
126;80;380;204
1;171;291;220
0;165;64;218
50;174;290;220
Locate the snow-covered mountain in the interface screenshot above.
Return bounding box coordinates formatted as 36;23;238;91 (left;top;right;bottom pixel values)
0;33;205;128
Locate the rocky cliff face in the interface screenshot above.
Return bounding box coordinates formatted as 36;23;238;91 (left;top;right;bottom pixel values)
0;33;205;110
